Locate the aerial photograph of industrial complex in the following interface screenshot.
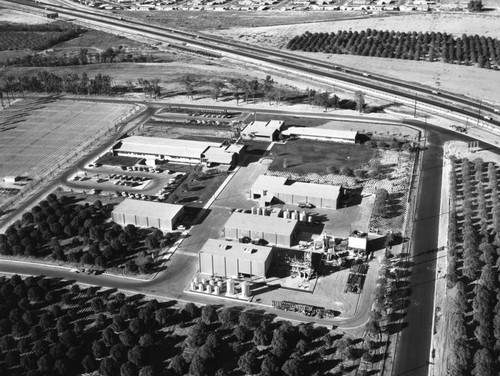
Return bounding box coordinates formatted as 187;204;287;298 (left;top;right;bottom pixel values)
0;0;500;375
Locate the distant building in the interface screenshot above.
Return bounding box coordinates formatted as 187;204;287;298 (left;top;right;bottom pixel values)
250;175;343;209
198;239;273;278
282;127;358;143
113;136;244;167
241;120;284;141
223;211;298;247
112;199;184;231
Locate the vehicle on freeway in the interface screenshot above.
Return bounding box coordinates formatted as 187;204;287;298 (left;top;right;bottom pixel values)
362;73;371;77
70;268;84;273
494;109;499;113
483;115;493;121
431;90;441;95
451;125;467;133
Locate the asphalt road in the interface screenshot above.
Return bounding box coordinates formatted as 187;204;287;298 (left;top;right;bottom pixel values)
392;122;494;376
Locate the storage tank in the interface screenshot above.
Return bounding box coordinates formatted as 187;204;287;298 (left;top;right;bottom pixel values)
201;278;206;285
209;279;215;286
308;215;313;223
206;284;212;294
299;211;306;222
217;280;223;288
198;283;204;292
241;281;250;298
190;281;196;291
226;278;235;295
193;276;199;285
292;210;298;220
284;209;290;219
214;286;220;295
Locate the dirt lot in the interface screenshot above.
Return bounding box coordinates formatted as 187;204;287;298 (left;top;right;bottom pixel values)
269;139;376;174
214;12;500;106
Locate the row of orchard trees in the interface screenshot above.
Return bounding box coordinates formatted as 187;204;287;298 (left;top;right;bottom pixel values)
0;194;164;274
287;29;500;69
0;274;374;376
446;157;500;376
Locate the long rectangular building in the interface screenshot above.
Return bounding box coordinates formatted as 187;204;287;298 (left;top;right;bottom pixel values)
282;127;358;143
112;199;184;232
198;239;273;278
250;175;343;209
223;211;298;247
113;136;244;167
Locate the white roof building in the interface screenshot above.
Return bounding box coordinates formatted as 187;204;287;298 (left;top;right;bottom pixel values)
241;120;284;141
282;127;358;143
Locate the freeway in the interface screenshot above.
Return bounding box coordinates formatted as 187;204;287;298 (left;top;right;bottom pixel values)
5;0;500;123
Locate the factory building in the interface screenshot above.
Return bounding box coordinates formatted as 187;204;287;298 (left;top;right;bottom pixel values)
223;211;298;247
241;120;285;141
113;136;245;167
112;199;184;232
282;127;358;143
250;175;343;209
198;239;273;279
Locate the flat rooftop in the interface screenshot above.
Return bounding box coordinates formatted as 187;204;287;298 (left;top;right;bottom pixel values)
224;211;298;235
113;198;183;220
115;136;220;158
242;120;284;137
252;175;341;199
200;239;273;262
282;127;358;140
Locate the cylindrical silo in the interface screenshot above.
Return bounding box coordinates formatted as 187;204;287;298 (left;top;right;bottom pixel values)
206;284;212;294
299;211;306;222
214;286;220;295
292;210;298;220
226;278;235;295
308;215;313;223
198;283;204;292
190;281;196;291
241;281;250;298
193;276;199;284
209;279;215;286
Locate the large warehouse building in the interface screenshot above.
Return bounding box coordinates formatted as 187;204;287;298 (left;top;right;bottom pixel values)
113;136;244;167
112;199;184;232
250;175;343;209
282;127;358;144
198;239;273;279
223;212;298;247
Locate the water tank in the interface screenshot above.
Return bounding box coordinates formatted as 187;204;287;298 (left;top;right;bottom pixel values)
308;215;313;223
217;280;223;288
241;281;250;298
206;284;212;294
190;281;196;291
201;278;206;285
193;276;199;284
284;210;290;219
198;283;204;292
209;279;215;286
226;279;235;295
299;211;306;222
292;210;298;220
214;286;220;295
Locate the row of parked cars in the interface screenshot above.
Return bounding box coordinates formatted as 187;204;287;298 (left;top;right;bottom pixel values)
156;173;187;200
117;191;159;201
121;165;164;173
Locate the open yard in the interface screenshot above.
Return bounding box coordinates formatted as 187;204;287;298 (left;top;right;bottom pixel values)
269;139;376;175
0;98;136;208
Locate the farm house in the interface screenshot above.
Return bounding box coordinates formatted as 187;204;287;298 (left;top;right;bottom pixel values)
223;212;298;247
250;175;344;209
198;239;273;279
112;199;184;232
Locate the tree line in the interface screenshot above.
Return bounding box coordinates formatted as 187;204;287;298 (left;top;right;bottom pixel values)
0;274;376;376
446;157;500;376
0;194;171;274
1;46;161;68
287;29;500;69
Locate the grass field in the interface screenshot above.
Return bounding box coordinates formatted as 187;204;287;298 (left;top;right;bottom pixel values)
269;139;376;174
